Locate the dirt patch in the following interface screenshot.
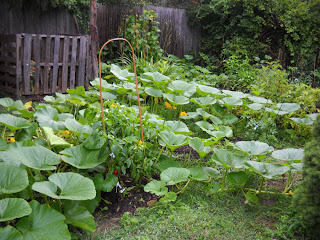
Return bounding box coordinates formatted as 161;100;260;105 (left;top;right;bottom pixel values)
93;180;159;236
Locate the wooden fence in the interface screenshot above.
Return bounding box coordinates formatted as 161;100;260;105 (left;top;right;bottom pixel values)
97;4;201;58
0;34;93;98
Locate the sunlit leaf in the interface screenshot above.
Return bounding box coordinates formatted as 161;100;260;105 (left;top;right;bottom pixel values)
32;172;96;200
144;180;168;196
16;200;70;240
0;198;31;222
160;167;190;185
0;163;28;194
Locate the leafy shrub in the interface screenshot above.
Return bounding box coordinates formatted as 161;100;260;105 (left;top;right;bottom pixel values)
293;115;320;236
119;10;163;62
216;55;258;91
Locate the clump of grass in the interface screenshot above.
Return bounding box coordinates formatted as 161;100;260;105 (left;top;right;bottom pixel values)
90;182;298;240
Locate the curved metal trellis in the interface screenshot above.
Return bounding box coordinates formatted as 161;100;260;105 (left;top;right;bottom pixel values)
98;38;144;142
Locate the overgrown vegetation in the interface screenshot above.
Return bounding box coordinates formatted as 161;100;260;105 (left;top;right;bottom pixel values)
1;2;320;239
188;0;320;87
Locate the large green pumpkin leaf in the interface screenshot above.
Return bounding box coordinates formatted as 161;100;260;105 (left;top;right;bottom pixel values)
110;64;134;80
190;96;217;107
16;200;70;240
168;80;196;97
245;161;290;179
0;114;31;131
144;180;168;196
0;226;23;240
143;71;170;87
144;87;163;97
233;141;274;156
276;103;300;113
189;137;211;158
32;172;96;200
90;78;115;91
222;97;243;106
42;127;71;149
160;167;190;185
0;163;28;194
60;143;107;169
164;121;191;135
0;97;14;109
211;149;249;169
64;119;93;136
247;103;263;110
0;146;61;170
188;167;210;181
163;93;189;105
290;113;319;126
222;113;239;124
195;121;215;132
0;138;8;151
207;126;233;139
0;198;32;222
158;131;188;151
93;173;118;192
15;122;38;142
227;171;249;186
156;160;182;172
64;201;95;232
34;106;72;131
272;148;304;162
196;84;223;96
222;90;248;98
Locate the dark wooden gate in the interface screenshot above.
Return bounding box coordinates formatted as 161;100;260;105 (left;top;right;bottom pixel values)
0;33;93;98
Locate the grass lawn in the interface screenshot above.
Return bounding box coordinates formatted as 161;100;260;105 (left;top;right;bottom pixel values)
81;181;299;240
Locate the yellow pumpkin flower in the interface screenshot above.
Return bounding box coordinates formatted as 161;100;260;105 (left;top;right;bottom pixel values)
63;130;70;135
111;103;118;107
180;111;188;116
10;137;15;143
137;140;143;144
172;106;177;110
165;101;172;109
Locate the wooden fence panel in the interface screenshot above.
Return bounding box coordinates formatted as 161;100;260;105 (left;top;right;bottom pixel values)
52;36;60;93
62;36;70;92
97;4;201;58
0;34;17;96
0;34;93;98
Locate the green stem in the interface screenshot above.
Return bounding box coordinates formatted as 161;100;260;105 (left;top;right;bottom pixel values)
197;157;203;167
176;179;191;194
2;126;6;140
258;178;265;195
221;168;228;191
283;170;292;194
187;147;192;163
154;146;164;165
287;172;298;191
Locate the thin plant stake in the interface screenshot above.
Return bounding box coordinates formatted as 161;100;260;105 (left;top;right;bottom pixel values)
98;38;144;142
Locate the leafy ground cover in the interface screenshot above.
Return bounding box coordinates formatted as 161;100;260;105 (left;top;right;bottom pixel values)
0;54;318;239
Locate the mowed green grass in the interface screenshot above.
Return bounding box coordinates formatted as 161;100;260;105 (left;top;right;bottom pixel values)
90;182;293;240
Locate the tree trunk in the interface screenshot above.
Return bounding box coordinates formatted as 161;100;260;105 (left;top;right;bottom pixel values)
90;0;98;78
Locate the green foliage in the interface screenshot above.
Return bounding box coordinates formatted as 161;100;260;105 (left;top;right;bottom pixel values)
189;0;320;85
293;115;320;236
119;10;163;62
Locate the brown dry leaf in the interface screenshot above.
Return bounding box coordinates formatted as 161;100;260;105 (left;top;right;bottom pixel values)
147;199;157;207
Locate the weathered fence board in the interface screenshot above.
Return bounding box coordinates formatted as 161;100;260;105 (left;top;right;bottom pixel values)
0;34;93;98
97;4;201;58
0;34;18;96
